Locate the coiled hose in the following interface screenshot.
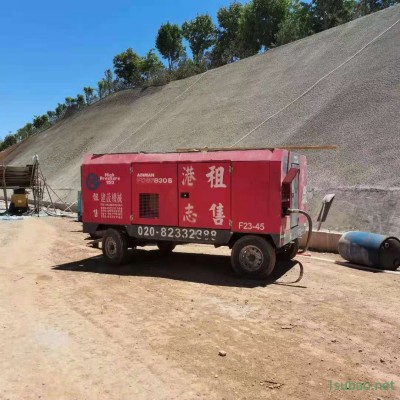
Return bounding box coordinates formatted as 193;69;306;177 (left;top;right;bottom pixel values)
287;209;313;254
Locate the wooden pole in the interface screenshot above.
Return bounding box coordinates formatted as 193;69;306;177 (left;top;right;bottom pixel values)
2;165;8;211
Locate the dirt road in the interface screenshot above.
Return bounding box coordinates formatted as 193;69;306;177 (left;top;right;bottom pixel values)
0;216;399;400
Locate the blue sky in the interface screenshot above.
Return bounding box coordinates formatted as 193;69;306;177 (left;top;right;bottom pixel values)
0;0;235;139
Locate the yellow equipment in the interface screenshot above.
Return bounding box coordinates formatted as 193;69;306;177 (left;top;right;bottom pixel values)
9;189;28;215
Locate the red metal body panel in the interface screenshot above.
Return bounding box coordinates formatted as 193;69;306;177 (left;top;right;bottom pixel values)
81;163;131;225
131;162;178;226
178;162;231;229
231;161;274;234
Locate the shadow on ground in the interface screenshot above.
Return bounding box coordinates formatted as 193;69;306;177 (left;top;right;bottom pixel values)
52;249;305;289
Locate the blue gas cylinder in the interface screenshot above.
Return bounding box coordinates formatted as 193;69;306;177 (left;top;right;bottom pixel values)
338;231;400;271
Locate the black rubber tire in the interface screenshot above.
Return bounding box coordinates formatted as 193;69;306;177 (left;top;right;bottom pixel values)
277;239;299;261
8;203;15;215
157;242;176;254
231;235;276;279
102;228;128;266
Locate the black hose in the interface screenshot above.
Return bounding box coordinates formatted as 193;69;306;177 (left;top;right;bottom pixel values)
273;260;305;285
287;209;313;254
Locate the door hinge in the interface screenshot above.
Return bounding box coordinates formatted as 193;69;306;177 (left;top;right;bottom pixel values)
229;219;233;227
130;214;134;222
129;166;133;174
229;165;233;173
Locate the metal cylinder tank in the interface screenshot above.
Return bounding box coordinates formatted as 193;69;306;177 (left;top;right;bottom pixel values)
338;231;400;271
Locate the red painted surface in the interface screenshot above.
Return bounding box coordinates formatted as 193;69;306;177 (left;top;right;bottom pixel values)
81;163;131;225
179;162;231;229
131;162;178;226
81;149;308;242
231;161;272;233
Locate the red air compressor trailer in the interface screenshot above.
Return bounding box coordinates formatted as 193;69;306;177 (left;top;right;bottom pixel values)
81;149;309;279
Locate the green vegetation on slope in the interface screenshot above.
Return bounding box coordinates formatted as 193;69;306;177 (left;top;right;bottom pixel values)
1;0;399;152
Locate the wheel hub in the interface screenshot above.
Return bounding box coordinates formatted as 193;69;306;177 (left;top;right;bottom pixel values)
105;237;117;258
239;245;264;271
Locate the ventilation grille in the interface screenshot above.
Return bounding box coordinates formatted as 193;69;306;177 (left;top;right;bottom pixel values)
139;193;159;219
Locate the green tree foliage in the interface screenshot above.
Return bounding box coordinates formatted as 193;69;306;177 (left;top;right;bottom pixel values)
16;123;34;140
240;0;290;55
55;103;66;117
156;22;184;70
212;2;244;66
173;55;207;80
141;49;164;81
1;134;17;150
311;0;356;32
277;0;314;45
98;80;107;99
65;97;76;107
182;14;216;63
46;110;57;124
357;0;398;15
83;87;95;104
33;114;49;130
104;69;114;94
113;48;143;85
76;94;85;107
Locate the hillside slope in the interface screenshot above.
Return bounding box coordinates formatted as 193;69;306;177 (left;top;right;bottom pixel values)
5;5;400;235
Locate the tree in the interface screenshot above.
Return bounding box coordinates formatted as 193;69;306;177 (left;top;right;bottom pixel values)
65;97;76;107
173;55;206;80
33;115;49;130
1;134;17;150
311;0;356;32
16;123;34;141
113;48;143;85
98;80;107;99
276;0;314;45
104;69;114;94
141;49;164;81
46;110;57;124
212;2;244;66
357;0;398;15
55;103;66;118
76;94;85;107
156;22;184;70
240;0;290;55
182;14;216;63
83;87;95;104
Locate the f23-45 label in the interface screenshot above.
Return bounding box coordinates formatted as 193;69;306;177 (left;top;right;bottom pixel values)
238;222;265;231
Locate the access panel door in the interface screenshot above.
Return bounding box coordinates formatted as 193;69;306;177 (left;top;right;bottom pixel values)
82;163;131;225
131;163;178;226
178;162;231;229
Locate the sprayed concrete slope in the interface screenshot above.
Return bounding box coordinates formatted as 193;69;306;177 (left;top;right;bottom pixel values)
4;5;400;235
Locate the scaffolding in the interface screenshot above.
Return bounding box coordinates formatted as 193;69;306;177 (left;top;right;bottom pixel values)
0;155;42;213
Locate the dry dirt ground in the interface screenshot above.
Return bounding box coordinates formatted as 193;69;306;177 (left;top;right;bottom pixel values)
0;216;399;400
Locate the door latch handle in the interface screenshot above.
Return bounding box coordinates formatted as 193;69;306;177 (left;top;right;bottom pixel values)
180;192;189;198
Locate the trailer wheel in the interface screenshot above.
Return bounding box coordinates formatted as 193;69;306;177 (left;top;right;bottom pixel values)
102;229;128;265
157;242;176;254
231;236;276;279
278;239;299;261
